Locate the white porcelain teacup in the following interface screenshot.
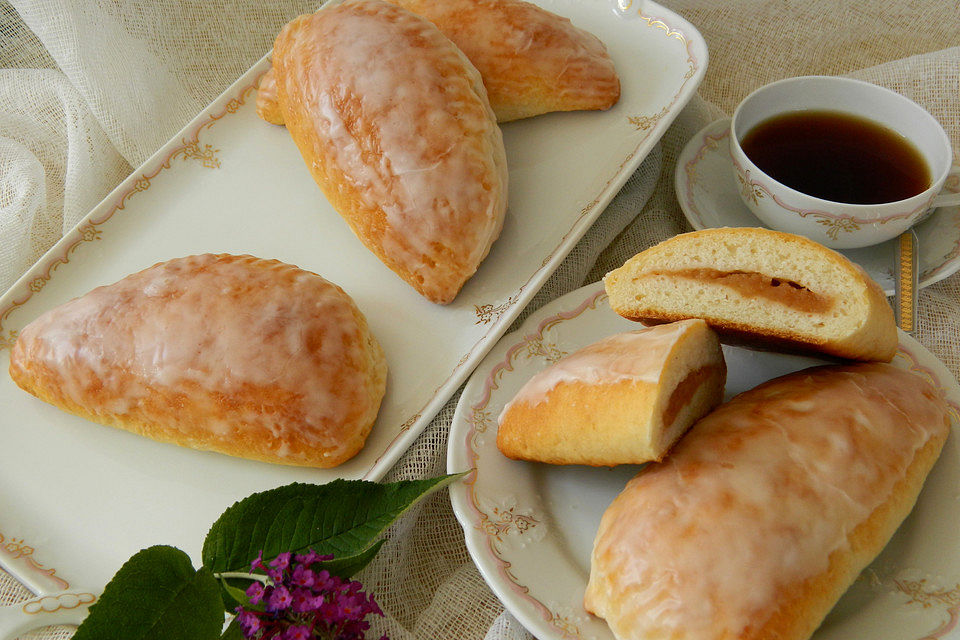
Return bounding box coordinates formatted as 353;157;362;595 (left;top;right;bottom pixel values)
729;76;960;249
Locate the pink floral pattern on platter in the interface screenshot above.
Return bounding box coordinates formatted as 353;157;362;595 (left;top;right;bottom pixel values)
0;530;69;592
944;161;960;194
22;591;97;615
919;209;960;283
0;77;264;346
895;578;960;640
461;287;605;638
681;126;730;228
917;605;960;640
461;285;960;640
627;13;701;133
895;344;960;423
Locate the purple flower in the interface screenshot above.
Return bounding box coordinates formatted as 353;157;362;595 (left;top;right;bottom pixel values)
291;564;315;588
313;569;336;592
270;552;293;571
235;549;387;640
283;625;312;640
267;584;293;612
294;550;333;565
336;618;372;640
246;581;266;604
335;592;365;620
235;609;262;635
290;587;319;614
318;598;341;622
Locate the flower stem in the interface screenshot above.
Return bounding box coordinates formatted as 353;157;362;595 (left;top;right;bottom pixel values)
214;571;270;584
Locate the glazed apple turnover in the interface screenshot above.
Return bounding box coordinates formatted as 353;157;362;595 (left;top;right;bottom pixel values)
258;0;621;124
386;0;620;122
9;254;387;468
268;0;508;304
586;363;950;640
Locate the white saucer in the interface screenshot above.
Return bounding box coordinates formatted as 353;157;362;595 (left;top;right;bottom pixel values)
675;118;960;295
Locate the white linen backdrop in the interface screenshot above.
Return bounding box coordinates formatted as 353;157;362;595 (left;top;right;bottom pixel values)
1;0;958;638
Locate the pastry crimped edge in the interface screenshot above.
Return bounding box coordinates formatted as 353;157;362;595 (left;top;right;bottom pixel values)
603;227;898;362
384;0;620;122
9;254;388;469
271;1;508;304
258;0;621;125
496;319;726;466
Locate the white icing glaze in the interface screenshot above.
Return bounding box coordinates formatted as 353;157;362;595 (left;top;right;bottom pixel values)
587;364;949;639
391;0;618;107
15;255;376;461
500;320;702;419
276;0;507;286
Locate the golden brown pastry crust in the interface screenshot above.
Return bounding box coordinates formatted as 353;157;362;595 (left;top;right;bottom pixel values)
255;67;284;125
604;227;898;362
385;0;620;122
9;254;387;468
496;320;726;466
271;0;508;304
584;363;951;640
258;0;621;125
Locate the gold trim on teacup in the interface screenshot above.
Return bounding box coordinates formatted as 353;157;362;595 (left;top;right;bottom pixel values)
732;161;925;240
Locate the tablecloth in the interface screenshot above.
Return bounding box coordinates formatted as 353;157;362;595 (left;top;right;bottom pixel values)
1;0;958;638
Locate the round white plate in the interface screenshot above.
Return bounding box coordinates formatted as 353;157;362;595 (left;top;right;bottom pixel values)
448;282;960;640
675;118;960;296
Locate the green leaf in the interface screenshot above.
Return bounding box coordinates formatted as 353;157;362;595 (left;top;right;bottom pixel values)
72;545;223;640
202;474;462;576
217;577;258;611
316;538;385;578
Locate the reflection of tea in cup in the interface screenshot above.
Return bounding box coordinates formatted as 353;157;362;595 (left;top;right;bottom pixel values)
729;76;960;249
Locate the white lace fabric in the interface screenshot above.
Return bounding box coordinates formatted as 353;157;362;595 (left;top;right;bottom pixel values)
1;1;958;638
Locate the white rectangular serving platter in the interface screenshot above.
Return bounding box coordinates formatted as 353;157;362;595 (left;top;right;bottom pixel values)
0;0;707;594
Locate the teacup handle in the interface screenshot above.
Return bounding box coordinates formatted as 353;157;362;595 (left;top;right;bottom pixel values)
931;165;960;208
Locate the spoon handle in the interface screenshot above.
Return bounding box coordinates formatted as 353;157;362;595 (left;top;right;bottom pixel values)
894;230;919;334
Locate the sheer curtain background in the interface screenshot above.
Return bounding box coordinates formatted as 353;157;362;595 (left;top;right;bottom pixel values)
1;1;958;638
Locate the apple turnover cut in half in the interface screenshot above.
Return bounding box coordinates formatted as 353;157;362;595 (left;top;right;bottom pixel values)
257;0;621;125
9;254;387;468
604;227;898;362
497;319;726;466
267;0;508;304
